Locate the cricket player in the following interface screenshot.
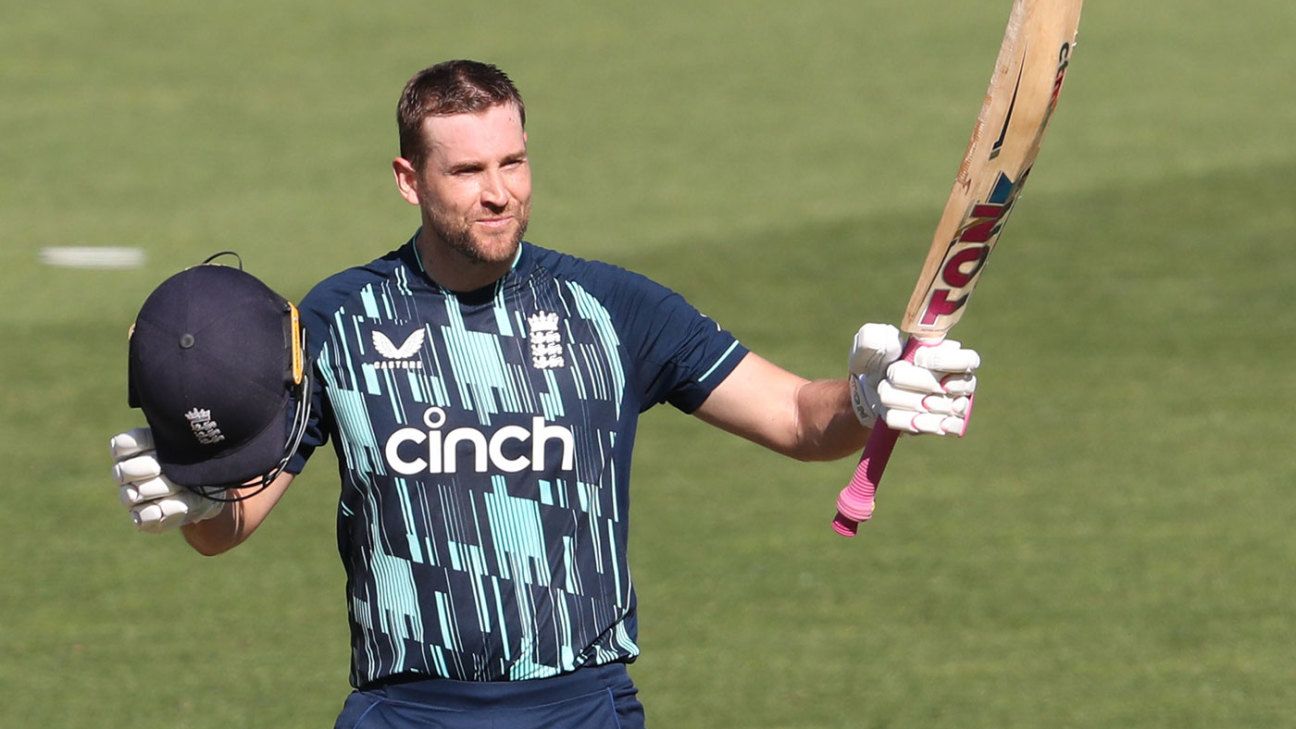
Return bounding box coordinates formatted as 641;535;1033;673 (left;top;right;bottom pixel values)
113;60;979;728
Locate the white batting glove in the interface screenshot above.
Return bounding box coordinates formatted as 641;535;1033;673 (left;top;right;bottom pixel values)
110;427;224;533
849;324;980;436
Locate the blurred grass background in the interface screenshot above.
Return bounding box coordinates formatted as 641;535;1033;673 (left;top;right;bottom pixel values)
2;1;1293;727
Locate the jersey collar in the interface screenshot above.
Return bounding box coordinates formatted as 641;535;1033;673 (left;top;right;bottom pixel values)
403;231;535;305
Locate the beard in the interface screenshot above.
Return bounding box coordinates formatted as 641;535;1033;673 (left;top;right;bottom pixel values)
424;201;530;266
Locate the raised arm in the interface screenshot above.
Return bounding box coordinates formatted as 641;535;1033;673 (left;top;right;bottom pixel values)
692;353;868;462
692;324;980;461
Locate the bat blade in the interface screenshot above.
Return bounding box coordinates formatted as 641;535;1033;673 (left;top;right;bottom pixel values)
903;0;1083;337
834;0;1083;536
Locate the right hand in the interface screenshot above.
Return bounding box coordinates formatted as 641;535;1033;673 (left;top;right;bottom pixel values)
848;323;980;436
110;428;224;533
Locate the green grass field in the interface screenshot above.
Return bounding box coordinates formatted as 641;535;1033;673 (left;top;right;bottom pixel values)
3;1;1294;727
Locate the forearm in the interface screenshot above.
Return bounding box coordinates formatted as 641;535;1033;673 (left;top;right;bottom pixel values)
694;354;867;462
181;498;245;556
789;378;871;461
181;472;294;555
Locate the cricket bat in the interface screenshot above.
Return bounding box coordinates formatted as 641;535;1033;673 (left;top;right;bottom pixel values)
833;0;1083;537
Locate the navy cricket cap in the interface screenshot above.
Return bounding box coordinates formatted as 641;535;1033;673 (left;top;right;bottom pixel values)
128;260;309;491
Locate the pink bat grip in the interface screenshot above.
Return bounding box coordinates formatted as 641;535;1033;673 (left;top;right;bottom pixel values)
832;336;931;536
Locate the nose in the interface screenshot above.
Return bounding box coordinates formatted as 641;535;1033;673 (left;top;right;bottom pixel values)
480;170;508;209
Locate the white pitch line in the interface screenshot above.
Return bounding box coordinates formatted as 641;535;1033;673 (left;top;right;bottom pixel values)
39;246;146;269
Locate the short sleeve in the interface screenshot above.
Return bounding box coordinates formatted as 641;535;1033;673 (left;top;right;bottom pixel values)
612;274;748;413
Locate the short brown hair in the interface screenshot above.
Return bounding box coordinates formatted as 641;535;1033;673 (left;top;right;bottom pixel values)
397;60;526;167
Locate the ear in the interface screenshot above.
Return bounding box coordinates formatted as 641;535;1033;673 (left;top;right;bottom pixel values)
392;157;422;206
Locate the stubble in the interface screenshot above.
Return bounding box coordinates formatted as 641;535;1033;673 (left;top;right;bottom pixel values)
424;201;530;266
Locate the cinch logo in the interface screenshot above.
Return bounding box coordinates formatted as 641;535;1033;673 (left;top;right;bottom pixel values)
385;407;576;475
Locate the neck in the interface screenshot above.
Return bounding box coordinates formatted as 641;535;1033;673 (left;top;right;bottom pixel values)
414;230;515;293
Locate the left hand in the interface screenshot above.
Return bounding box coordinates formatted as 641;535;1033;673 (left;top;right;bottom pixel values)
111;427;225;532
848;323;980;436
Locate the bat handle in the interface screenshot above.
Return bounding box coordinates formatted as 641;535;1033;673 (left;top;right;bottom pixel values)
832;336;933;537
832;423;903;536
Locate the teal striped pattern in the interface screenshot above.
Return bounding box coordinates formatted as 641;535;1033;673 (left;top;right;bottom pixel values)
311;249;641;685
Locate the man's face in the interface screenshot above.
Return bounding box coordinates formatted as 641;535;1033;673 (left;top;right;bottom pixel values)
409;103;532;267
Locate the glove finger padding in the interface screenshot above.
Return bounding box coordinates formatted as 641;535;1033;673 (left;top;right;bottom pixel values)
131;492;205;533
119;476;183;506
876;381;971;417
911;339;980;373
110;428;156;461
938;373;977;397
884;361;948;394
130;490;224;532
885;362;978;398
883;409;970;436
113;453;163;485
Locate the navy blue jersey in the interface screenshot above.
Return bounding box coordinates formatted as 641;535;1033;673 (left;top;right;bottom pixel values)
289;237;747;687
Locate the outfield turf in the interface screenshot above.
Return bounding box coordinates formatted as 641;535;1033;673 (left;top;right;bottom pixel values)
2;1;1293;727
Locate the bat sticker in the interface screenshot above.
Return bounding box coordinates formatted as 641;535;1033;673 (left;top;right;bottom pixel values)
919;169;1028;326
1045;42;1074;123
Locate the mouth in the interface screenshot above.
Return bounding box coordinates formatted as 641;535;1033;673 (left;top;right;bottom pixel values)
475;216;514;229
